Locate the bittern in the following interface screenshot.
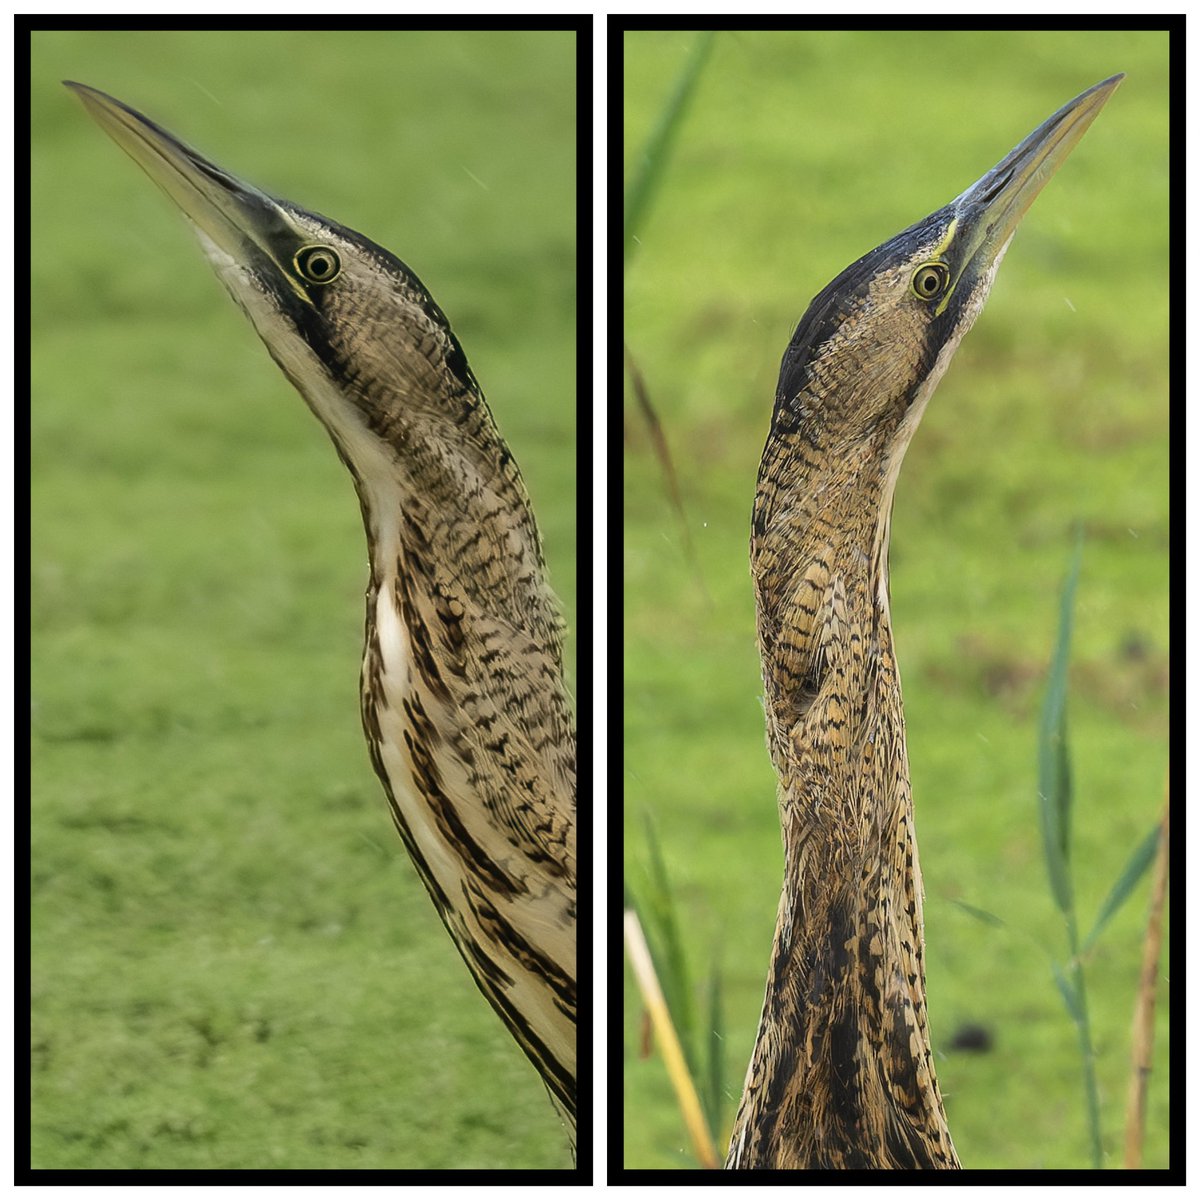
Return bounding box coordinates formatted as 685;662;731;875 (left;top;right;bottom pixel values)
727;76;1122;1169
67;83;576;1153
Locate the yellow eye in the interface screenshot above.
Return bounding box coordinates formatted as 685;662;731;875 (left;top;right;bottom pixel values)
294;245;341;285
911;262;950;302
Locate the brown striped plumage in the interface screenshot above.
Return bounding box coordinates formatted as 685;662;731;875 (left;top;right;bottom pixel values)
726;77;1122;1170
352;342;577;1137
69;82;576;1159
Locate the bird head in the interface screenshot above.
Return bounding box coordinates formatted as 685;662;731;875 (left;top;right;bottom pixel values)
65;82;485;507
770;74;1124;476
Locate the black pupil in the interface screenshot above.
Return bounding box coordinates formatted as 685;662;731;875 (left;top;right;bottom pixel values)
305;251;333;280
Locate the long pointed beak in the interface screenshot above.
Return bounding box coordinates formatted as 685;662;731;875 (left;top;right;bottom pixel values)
944;74;1123;302
65;81;297;279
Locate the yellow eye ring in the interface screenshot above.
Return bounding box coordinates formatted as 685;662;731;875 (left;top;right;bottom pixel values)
294;245;341;285
911;262;950;302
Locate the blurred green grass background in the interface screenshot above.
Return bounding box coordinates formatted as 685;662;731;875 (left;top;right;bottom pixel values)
624;29;1168;1170
32;29;575;1169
